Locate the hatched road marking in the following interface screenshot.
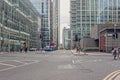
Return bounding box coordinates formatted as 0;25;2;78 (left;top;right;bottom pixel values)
0;60;40;72
0;63;16;67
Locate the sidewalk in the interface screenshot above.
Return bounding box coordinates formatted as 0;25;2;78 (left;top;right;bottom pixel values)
0;50;48;54
71;50;112;56
0;51;28;54
71;50;87;56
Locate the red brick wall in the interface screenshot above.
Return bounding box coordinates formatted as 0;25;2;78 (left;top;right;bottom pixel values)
100;36;106;51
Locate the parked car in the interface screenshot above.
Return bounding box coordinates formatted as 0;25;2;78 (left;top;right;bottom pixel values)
44;46;53;51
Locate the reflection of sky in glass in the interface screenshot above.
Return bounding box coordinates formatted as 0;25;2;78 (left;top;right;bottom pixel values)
96;0;120;23
30;0;48;15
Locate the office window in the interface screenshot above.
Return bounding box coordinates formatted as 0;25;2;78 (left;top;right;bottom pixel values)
42;2;44;13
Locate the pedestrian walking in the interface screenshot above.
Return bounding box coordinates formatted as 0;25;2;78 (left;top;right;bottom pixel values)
76;45;80;54
39;47;43;53
112;48;118;60
20;46;23;53
118;47;120;59
24;46;28;53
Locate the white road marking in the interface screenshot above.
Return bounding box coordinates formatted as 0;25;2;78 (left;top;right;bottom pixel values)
58;64;76;69
72;59;102;64
0;60;40;72
13;60;27;64
0;63;16;67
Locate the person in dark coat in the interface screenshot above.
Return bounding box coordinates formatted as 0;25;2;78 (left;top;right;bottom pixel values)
112;48;118;60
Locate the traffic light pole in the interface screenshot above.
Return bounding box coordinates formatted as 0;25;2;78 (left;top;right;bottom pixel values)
112;24;118;48
112;24;117;39
114;24;117;34
114;24;116;48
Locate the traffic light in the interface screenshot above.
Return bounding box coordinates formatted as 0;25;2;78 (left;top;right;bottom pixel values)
112;34;115;39
75;35;78;41
115;33;118;39
112;33;118;39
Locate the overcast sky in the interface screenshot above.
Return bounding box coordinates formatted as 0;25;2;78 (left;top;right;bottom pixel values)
60;0;70;43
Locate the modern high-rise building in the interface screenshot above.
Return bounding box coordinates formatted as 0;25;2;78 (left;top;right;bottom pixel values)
62;27;70;49
70;0;120;46
53;0;60;49
0;0;40;52
70;0;96;46
30;0;53;48
96;0;120;24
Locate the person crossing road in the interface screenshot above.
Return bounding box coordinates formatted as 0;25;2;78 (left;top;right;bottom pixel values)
112;48;118;60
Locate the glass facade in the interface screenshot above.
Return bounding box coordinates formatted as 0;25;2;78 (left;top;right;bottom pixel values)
30;0;53;48
70;0;96;45
70;0;120;46
71;0;96;37
0;0;39;52
96;0;120;23
63;28;70;49
53;0;60;49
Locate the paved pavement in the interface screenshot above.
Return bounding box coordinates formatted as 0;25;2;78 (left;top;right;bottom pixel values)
71;50;120;80
71;50;112;56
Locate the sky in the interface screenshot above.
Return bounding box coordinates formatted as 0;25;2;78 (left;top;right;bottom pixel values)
60;0;70;43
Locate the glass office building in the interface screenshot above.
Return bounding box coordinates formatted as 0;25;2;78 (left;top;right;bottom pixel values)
30;0;53;48
70;0;120;46
70;0;97;45
70;0;96;37
53;0;60;49
0;0;40;52
96;0;120;24
62;27;70;49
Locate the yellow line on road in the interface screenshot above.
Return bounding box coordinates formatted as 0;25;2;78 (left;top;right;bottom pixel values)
103;70;120;80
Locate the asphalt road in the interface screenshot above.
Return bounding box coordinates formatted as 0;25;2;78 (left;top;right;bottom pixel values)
0;50;120;80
